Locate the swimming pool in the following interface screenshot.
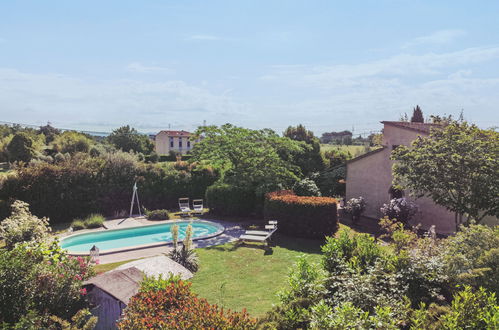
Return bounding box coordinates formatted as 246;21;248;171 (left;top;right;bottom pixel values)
60;220;224;255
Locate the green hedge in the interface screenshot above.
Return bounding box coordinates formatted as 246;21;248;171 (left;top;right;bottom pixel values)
264;190;338;238
0;152;217;223
205;183;256;216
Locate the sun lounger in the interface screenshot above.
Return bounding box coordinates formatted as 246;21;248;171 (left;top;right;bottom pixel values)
244;230;271;236
192;199;204;215
178;197;192;217
240;227;277;245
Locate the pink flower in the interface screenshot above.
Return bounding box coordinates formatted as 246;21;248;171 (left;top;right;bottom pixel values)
74;274;82;281
80;288;87;295
94;259;100;265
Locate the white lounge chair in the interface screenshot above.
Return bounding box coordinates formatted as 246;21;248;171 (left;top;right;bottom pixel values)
192;199;204;215
240;227;277;245
244;220;278;236
178;197;192;217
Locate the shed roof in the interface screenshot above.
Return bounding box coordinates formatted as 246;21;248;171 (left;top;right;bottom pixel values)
381;121;441;135
83;267;143;304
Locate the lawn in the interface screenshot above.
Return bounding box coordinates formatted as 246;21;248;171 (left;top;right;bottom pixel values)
320;144;376;158
189;234;323;317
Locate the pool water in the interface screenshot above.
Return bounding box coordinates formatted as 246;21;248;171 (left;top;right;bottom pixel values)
60;220;223;253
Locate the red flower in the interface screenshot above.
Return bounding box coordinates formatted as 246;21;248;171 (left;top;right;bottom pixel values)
80;288;87;295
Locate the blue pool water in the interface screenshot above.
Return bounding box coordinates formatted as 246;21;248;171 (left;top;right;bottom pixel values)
60;220;223;253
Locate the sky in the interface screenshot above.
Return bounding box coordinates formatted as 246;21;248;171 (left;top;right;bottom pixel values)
1;0;499;136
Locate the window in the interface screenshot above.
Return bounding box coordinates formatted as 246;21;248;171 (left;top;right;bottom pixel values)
179;137;183;148
170;137;174;148
187;140;191;148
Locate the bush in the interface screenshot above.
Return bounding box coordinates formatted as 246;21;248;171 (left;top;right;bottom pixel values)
344;196;366;221
0;151;217;223
206;183;256;216
145;209;170;220
316;165;346;197
84;214;104;228
264;190;338;238
70;219;85;230
293;178;321;196
380;198;419;226
169;224;199;272
0;200;50;249
0;241;94;325
118;278;256;329
7;132;35;163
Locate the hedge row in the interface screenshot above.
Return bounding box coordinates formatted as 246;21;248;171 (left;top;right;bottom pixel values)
0;153;217;223
264;190;338;238
205;184;256;216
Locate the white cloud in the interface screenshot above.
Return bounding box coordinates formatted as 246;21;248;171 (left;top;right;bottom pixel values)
185;34;222;41
126;62;172;74
403;29;466;48
0;68;248;132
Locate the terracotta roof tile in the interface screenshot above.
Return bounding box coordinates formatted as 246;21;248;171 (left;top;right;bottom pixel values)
157;130;192;136
381;121;441;134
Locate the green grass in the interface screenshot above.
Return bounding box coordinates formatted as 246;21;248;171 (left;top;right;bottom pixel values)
189;235;323;317
320;144;376;158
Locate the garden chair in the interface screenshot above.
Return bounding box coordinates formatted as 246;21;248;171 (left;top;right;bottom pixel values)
244;220;278;236
192;199;204;215
178;197;192;217
239;226;277;246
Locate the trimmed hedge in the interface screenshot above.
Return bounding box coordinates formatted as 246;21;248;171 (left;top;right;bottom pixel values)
0;152;217;223
205;183;256;216
264;190;338;238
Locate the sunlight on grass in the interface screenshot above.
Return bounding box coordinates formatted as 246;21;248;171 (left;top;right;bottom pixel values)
190;235;323;317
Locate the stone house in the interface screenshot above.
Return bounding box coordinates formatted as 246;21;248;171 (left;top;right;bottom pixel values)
154;130;196;155
345;121;457;234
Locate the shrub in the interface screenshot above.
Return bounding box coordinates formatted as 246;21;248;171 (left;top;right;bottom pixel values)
316;165;346;197
0;200;50;249
0;241;94;325
118;279;256;329
70;219;85;231
344;196;366;222
7;132;35;163
380;198;419;226
264;190;338;238
206;183;256;216
293;178;321;196
169;224;199;272
145;209;170;220
51;131;94;154
83;213;104;228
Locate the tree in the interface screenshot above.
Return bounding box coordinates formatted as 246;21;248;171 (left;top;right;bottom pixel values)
7;132;35;163
38;124;60;143
107;125;154;154
392;121;499;228
190;124;301;188
51;131;94;154
284;124;325;174
411;105;424;123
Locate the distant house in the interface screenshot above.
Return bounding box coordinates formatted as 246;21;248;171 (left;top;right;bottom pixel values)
154;130;196;155
83;267;143;330
345;121;457;234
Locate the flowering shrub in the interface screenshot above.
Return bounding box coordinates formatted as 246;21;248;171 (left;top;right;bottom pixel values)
118;279;256;329
380;198;418;225
344;196;366;221
293;178;321;196
0;200;51;249
0;240;94;324
264;190;338;238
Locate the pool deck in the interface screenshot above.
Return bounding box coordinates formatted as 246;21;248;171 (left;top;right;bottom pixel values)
60;216;245;264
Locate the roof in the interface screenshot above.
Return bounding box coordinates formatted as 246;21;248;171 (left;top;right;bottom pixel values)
83;267;143;304
346;147;386;165
157;130;191;137
114;255;193;280
381;121;441;135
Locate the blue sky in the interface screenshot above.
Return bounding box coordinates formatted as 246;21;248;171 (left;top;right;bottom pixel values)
1;1;498;135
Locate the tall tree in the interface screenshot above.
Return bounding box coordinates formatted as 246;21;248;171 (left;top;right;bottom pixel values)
392;121;499;229
107;125;154;154
7;133;35;163
411;105;424;123
190;124;301;188
284;124;325;174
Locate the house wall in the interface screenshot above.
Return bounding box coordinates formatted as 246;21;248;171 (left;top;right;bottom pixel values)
346;123;457;234
86;287;125;330
155;133;195;155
